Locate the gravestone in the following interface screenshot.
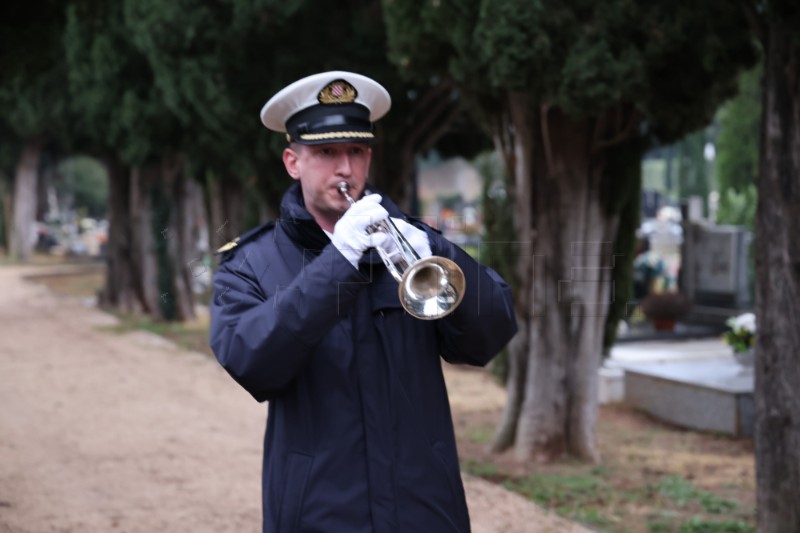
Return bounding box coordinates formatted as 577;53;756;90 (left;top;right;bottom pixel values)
681;220;752;323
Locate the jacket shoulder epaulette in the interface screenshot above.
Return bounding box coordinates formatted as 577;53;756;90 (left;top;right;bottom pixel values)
214;221;275;256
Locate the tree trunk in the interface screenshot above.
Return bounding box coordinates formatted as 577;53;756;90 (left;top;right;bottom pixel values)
492;97;621;462
102;158;200;322
130;165;161;319
491;96;535;453
2;188;13;253
206;173;243;251
161;156;197;322
11;140;42;262
754;14;800;531
99;157;143;314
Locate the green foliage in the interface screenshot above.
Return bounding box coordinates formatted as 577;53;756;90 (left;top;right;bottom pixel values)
573;507;614;528
647;513;754;533
656;476;739;514
714;63;760;229
722;313;756;354
698;492;738;515
716;185;757;228
65;3;176;165
679;517;754;533
57;157;109;218
0;2;70;142
120;0;242;167
502;471;621;528
100;312;212;355
64;0;436;211
716;64;761;193
384;0;758;140
461;459;500;477
466;426;494;444
504;472;609;508
658;476;702;507
676;129;711;212
648;511;682;532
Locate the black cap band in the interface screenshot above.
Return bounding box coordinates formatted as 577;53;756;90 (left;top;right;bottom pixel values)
286;103;374;144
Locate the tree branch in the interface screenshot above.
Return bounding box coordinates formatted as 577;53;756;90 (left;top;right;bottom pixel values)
417;103;463;154
406;88;457;153
593;106;641;152
411;82;453;118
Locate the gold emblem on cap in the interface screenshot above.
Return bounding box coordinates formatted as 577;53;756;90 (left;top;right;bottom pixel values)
318;79;357;105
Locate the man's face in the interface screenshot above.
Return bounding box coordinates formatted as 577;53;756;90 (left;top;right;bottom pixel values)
283;142;372;230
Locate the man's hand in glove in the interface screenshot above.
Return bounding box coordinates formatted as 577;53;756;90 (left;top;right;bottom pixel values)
331;194;389;268
378;218;432;261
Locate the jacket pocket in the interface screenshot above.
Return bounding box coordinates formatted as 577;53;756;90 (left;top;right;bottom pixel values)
277;452;313;533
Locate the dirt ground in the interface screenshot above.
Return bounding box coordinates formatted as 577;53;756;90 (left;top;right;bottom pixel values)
0;264;587;533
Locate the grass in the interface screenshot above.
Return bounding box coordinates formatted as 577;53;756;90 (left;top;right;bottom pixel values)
459;459;754;532
466;426;495;445
455;404;755;533
462;459;500;478
654;476;738;514
26;268;106;298
100;314;213;356
29;262;757;533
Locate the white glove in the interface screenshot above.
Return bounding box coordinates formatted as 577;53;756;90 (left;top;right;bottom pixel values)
380;218;432;260
331;194;389;268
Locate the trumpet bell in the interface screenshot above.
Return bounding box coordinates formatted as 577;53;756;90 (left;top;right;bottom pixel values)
399;256;465;320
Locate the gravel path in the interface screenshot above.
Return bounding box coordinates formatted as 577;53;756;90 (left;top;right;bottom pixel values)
0;265;587;533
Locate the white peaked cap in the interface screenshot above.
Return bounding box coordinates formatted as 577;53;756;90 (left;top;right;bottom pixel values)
260;71;391;144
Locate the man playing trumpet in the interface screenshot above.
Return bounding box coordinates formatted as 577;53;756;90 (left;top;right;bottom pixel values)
210;71;517;533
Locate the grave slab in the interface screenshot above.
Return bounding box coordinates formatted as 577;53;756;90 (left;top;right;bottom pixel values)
624;359;753;437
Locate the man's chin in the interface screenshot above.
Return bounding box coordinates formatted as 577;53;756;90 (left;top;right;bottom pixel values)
326;202;349;218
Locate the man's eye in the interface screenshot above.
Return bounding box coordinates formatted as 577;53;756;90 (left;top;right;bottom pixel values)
350;147;364;155
320;148;337;156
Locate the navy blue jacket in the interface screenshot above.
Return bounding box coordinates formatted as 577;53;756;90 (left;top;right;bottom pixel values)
210;183;517;533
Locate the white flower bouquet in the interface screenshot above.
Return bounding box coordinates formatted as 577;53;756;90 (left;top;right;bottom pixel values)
723;312;756;353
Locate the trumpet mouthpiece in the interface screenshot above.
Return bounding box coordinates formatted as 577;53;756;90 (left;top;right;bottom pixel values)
338;181;355;205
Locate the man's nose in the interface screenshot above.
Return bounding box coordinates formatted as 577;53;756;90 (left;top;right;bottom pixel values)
335;153;352;175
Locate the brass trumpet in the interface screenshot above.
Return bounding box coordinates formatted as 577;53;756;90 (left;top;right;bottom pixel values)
338;182;465;320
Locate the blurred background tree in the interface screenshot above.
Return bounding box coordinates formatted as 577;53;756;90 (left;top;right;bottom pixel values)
56;0;487;322
56;157;109;218
0;0;70;262
383;0;758;461
747;1;800;530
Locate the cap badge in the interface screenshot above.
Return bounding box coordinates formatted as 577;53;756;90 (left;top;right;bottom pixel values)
318;79;357;105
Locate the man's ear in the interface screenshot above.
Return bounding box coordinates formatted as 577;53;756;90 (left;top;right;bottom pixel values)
283;146;301;180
